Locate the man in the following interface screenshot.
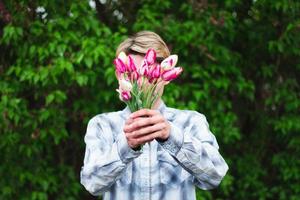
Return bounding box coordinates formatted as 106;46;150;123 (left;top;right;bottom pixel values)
80;31;229;200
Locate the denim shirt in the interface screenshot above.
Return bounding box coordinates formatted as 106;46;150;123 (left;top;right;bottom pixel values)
80;100;229;200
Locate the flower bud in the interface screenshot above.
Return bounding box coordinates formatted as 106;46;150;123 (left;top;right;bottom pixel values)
161;55;178;71
161;67;183;81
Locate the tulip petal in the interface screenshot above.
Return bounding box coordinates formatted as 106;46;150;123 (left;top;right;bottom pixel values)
145;48;156;65
161;67;183;81
121;90;131;101
151;64;161;78
128;55;137;72
114;58;126;73
119;78;132;91
161;55;178;70
118;52;128;65
139;59;149;76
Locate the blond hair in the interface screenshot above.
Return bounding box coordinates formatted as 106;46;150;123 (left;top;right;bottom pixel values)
116;31;170;60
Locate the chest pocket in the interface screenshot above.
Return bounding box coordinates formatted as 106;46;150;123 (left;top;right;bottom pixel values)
157;147;191;188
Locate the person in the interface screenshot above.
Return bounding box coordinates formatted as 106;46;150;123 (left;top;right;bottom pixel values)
80;31;229;200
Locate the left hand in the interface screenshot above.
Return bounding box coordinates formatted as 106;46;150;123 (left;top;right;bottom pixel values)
124;109;170;144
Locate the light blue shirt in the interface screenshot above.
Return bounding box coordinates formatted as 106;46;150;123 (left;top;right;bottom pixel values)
80;100;229;200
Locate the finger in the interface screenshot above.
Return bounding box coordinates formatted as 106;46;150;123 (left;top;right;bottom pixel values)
128;115;164;132
123;118;135;133
130;122;166;138
125;117;134;125
130;109;160;119
123;126;128;133
135;130;163;144
124;117;153;133
123;118;148;133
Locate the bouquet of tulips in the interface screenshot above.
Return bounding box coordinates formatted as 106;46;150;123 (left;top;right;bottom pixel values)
113;49;183;112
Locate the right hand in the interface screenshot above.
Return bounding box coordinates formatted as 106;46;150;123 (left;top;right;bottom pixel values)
123;116;147;149
123;109;168;149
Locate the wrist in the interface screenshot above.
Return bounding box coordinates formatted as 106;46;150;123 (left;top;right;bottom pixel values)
156;137;168;142
157;129;170;142
132;145;142;151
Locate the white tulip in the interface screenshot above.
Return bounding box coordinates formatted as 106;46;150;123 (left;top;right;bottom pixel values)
161;55;178;70
119;79;132;91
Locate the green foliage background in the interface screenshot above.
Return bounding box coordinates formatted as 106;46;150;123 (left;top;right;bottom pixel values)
1;0;299;199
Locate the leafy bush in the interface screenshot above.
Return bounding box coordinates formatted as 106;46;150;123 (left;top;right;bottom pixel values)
0;0;299;199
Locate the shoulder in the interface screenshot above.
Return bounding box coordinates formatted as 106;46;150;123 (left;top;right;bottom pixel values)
84;109;125;143
165;106;209;124
87;109;124;126
166;106;217;146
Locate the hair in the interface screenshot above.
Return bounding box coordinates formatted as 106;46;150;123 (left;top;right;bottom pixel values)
116;31;170;62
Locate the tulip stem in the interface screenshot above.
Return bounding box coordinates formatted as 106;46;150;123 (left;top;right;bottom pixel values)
149;79;163;107
145;83;154;108
146;78;162;108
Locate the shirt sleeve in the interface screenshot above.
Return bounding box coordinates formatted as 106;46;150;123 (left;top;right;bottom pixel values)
80;115;142;196
158;111;229;190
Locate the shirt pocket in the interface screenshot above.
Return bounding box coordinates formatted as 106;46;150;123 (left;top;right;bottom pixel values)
157;149;191;188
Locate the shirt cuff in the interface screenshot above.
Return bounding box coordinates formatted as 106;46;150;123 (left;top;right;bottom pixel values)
116;132;143;164
157;122;184;156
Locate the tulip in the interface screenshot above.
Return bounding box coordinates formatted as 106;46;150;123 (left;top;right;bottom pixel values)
128;55;137;72
131;71;139;81
161;55;178;71
119;78;132;91
161;67;183;81
147;64;160;83
114;58;126;74
121;90;131;101
148;77;155;83
139;59;149;76
151;64;161;79
118;52;128;65
145;48;156;65
114;48;183;112
116;88;131;101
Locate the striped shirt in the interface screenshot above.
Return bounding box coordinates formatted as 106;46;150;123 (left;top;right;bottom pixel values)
80;100;229;200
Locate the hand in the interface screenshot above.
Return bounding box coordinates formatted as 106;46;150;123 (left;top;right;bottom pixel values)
123;109;170;149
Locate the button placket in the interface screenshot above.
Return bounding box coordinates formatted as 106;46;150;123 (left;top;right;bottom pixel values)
140;143;149;200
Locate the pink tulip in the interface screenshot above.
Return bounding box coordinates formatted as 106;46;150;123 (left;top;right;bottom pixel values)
131;71;139;81
145;49;156;65
148;77;155;83
161;67;183;81
121;90;131;101
128;55;137;72
146;64;155;78
151;64;161;79
114;48;184;108
139;59;149;76
116;88;131;101
113;58;126;73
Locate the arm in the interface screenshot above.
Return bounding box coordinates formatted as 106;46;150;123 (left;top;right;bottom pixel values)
126;108;228;189
80;116;142;196
158;111;229;189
